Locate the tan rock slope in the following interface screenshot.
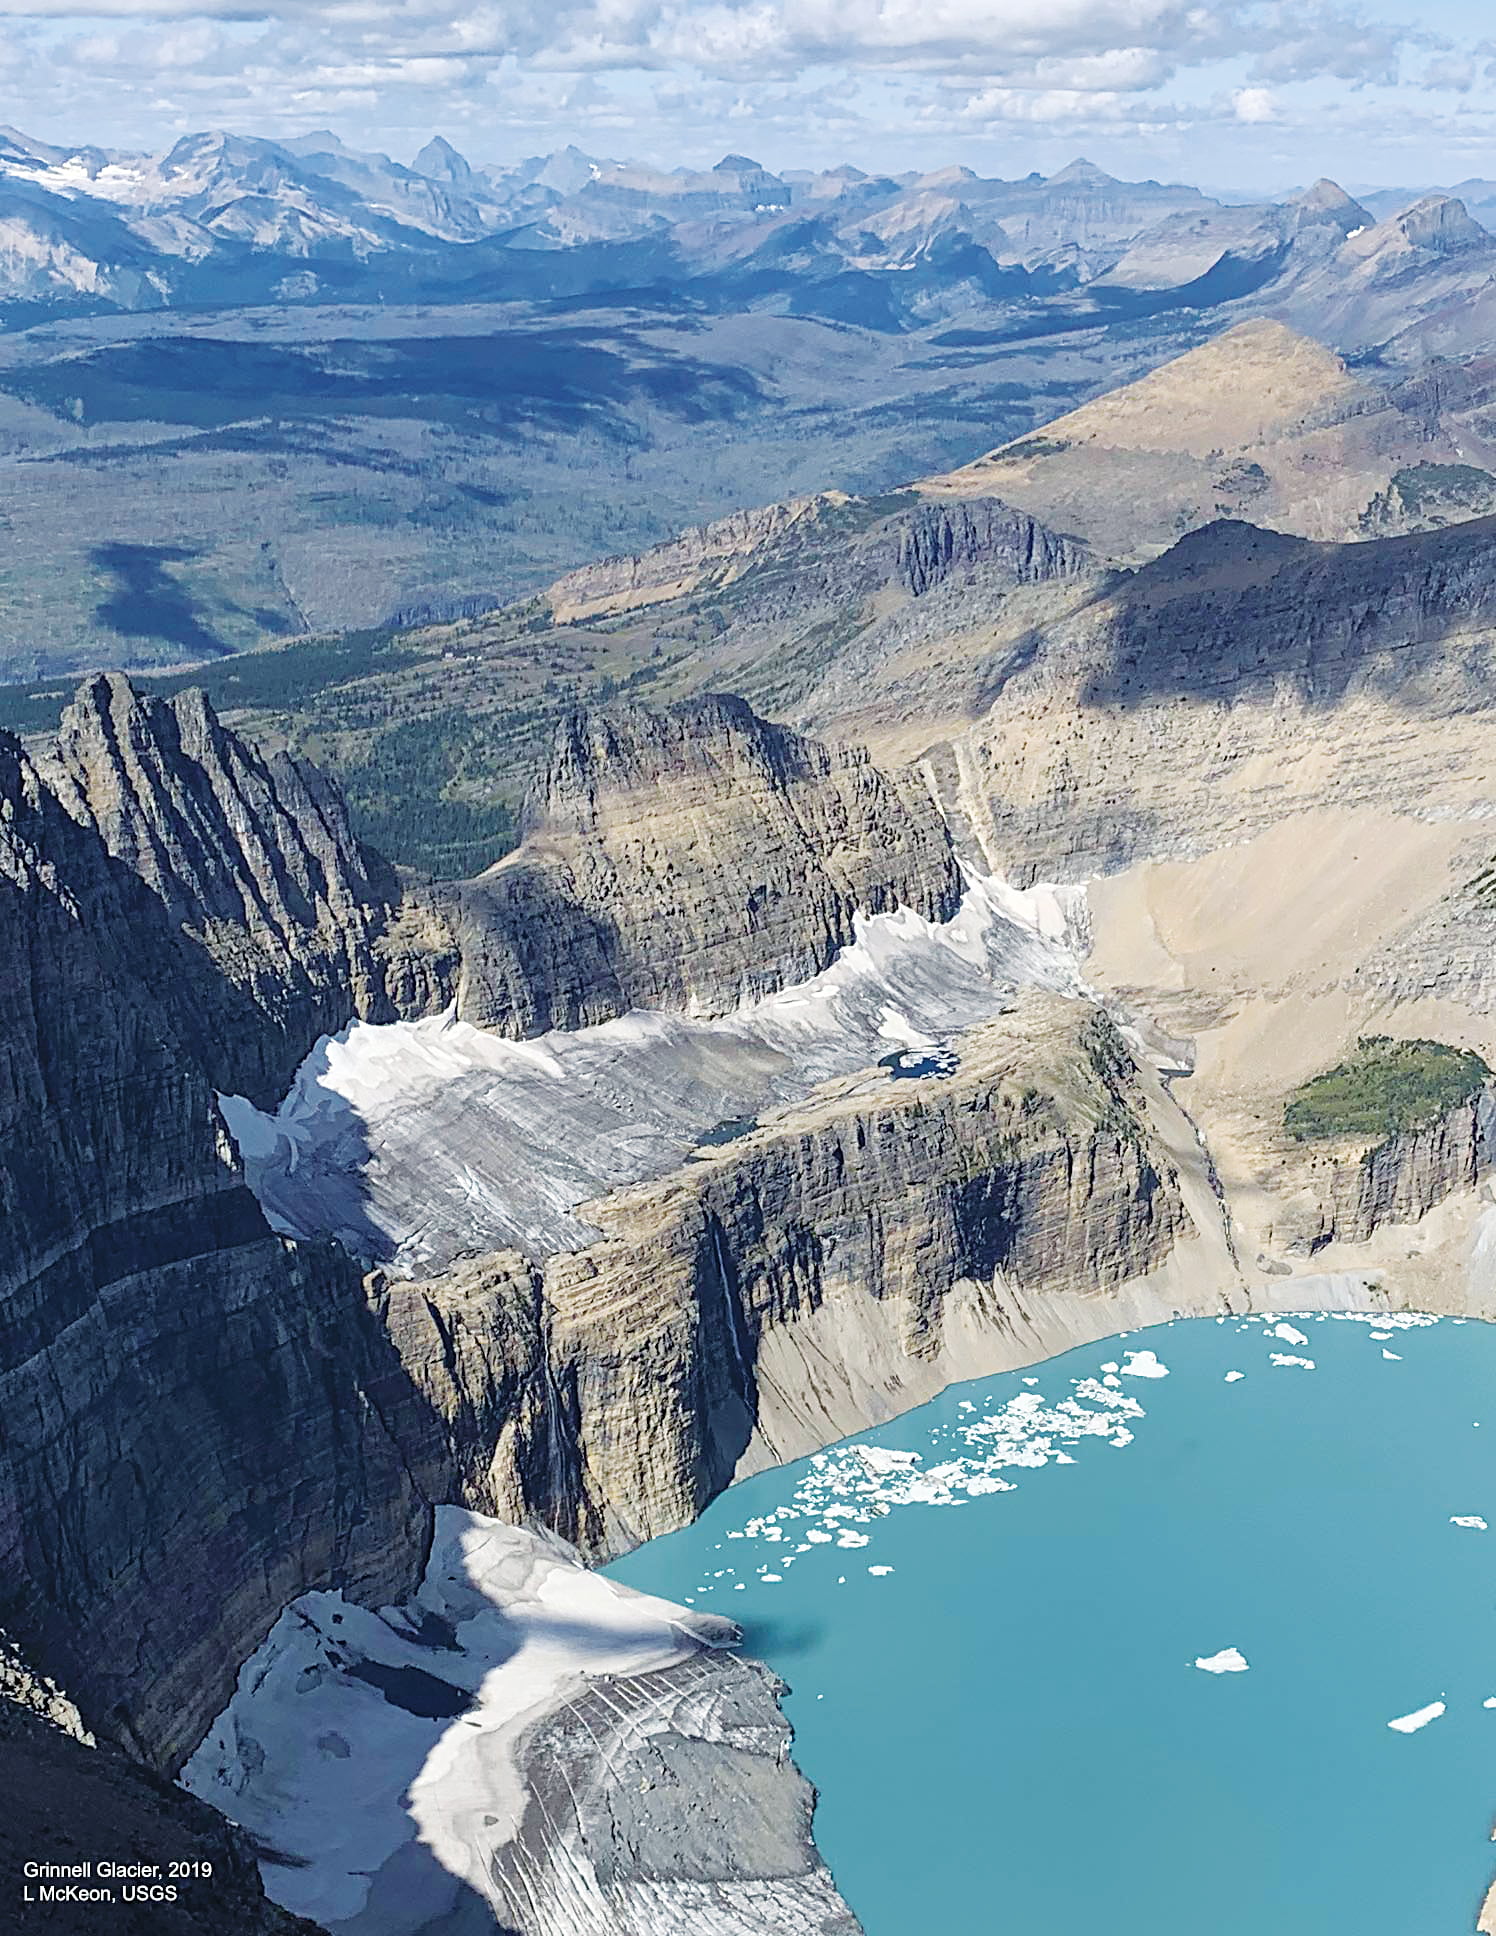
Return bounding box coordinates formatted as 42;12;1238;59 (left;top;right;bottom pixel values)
917;318;1490;558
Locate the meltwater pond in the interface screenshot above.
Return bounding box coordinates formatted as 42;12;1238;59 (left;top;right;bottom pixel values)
608;1313;1496;1934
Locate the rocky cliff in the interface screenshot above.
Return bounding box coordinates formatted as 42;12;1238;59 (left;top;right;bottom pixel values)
369;994;1199;1561
545;490;1084;630
0;676;993;1934
0;720;441;1772
1256;1087;1496;1258
36;673;410;1102
11;636;1495;1936
444;692;962;1031
925;512;1496;880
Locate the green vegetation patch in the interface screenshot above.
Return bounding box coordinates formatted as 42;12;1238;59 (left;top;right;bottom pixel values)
0;627;409;739
994;435;1071;462
1389;463;1496;514
1284;1035;1491;1144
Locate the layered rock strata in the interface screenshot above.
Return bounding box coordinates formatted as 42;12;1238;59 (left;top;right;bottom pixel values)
0;675;977;1935
1258;1087;1496;1257
447;693;962;1031
924;513;1496;880
12;648;1494;1936
364;995;1201;1561
0;725;430;1771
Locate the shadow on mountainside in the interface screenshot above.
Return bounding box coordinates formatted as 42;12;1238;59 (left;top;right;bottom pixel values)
0;691;790;1935
91;542;237;659
1075;513;1496;712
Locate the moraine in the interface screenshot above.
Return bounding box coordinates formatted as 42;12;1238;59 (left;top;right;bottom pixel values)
609;1311;1496;1935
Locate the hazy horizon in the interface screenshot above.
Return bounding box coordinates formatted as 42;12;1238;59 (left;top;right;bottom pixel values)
6;114;1494;207
6;0;1495;196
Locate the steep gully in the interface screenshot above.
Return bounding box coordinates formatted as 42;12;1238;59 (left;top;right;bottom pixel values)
1;674;1491;1934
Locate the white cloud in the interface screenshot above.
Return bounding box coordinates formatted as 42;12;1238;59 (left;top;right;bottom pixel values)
0;0;1488;184
1232;82;1276;119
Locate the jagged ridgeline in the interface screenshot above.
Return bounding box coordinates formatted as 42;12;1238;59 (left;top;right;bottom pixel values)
0;662;1244;1930
0;486;1088;879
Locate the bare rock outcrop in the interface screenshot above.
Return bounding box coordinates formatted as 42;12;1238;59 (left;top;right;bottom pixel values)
375;994;1196;1560
445;693;963;1031
0;1632;317;1936
0;726;431;1770
1263;1088;1496;1257
928;512;1496;881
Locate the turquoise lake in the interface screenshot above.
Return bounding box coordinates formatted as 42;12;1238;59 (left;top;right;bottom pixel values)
607;1312;1496;1933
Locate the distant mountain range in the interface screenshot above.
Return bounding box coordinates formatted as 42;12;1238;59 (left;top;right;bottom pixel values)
5;122;1494;339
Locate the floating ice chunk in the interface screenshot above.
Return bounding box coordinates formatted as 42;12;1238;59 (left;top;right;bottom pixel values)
1451;1516;1488;1530
1382;1349;1401;1360
1100;1362;1119;1374
761;1574;783;1584
805;1530;833;1544
1194;1648;1249;1674
852;1446;920;1474
1120;1350;1169;1379
1387;1701;1445;1733
868;1565;894;1577
836;1532;870;1548
1370;1331;1391;1341
1271;1323;1308;1347
1023;1377;1039;1386
1484;1698;1496;1710
1225;1371;1246;1383
1270;1354;1315;1370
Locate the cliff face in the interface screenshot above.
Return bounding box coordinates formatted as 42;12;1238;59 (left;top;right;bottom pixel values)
0;672;986;1790
0;723;432;1771
927;513;1496;880
15;651;1486;1936
37;674;411;1103
373;995;1195;1560
447;693;963;1031
1261;1088;1496;1256
545;490;1084;630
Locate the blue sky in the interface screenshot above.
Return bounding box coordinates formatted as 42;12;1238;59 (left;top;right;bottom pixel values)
8;0;1496;190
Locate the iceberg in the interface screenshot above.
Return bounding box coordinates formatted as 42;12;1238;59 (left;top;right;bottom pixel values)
1194;1648;1249;1674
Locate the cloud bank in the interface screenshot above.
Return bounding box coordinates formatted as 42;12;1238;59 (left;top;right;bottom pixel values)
5;0;1493;185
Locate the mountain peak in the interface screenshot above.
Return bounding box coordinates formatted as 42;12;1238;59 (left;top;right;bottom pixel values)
412;134;471;184
1048;158;1115;187
713;153;765;174
947;319;1356;473
287;129;353;157
1296;177;1356;209
1394;193;1492;253
1292;177;1374;234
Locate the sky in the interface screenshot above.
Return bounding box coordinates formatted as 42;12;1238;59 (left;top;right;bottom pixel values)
7;0;1496;191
